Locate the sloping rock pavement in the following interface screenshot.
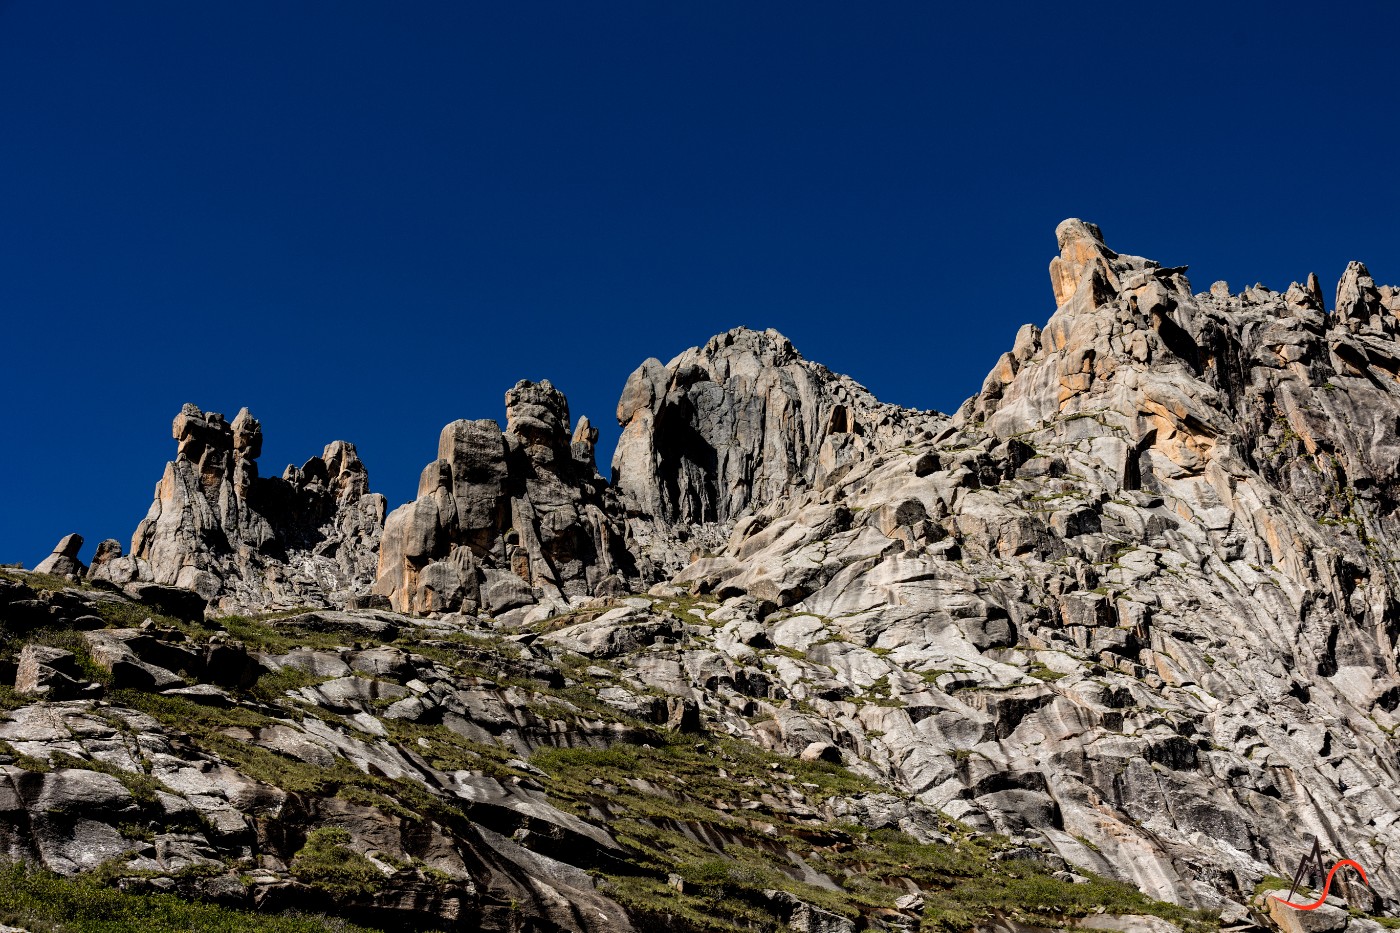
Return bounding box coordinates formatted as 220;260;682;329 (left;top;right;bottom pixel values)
0;579;649;930
1;571;1214;933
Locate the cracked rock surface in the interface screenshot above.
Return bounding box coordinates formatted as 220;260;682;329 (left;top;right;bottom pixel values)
659;221;1400;916
87;405;386;613
10;219;1400;932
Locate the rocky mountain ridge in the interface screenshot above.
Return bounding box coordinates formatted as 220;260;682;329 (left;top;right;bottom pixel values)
5;220;1400;933
371;378;636;618
84;404;385;614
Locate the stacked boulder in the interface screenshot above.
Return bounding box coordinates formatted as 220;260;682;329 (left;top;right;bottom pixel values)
373;380;635;616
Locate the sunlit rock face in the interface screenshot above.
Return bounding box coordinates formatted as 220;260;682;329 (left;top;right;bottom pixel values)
89;403;385;612
663;220;1400;909
42;219;1400;926
373;379;636;617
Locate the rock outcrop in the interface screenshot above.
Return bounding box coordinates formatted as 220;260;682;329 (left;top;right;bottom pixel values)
14;644;95;699
669;220;1400;914
88;404;386;612
32;534;85;579
611;326;942;574
14;220;1400;933
374;380;636;616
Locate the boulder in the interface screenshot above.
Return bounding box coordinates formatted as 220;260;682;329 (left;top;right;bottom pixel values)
123;582;208;623
539;608;680;658
161;683;236;707
33;534;85;579
86;538;125;581
479;570;535;616
800;741;842;764
1266;896;1350;933
762;890;856;933
272;610;400;641
348;646;413;680
14;645;92;699
204;637;263;688
82;630;187;691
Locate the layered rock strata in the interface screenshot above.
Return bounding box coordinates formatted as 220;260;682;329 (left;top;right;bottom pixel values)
88;404;385;612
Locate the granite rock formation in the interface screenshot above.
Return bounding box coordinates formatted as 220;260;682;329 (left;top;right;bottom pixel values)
9;220;1400;932
31;534;85;580
88;404;385;613
670;220;1400;914
373;380;636;617
611;326;943;575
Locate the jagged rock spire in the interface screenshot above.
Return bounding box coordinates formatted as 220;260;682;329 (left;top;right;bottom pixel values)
87;404;385;611
1048;218;1119;308
33;534;84;579
373;380;632;617
1335;260;1382;331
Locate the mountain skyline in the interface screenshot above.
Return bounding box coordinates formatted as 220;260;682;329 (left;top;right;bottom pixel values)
4;2;1399;563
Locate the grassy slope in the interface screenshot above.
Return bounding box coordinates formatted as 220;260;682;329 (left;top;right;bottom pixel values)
0;861;380;933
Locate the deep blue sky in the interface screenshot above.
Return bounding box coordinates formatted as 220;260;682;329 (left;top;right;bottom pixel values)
3;2;1399;564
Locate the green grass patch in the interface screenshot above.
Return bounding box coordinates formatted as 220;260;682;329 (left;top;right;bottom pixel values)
89;598;190;633
289;827;384;899
1254;874;1302;896
819;831;1216;933
1027;661;1067;682
527;730;1216;933
215;612;354;655
655;593;721;620
19;628;112;686
911;855;1216;932
0;685;32;712
0;570;75;593
0;859;383;932
528;736;891;930
250;666;332;704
